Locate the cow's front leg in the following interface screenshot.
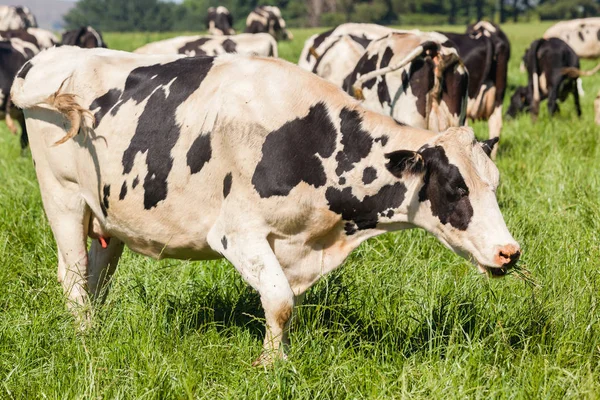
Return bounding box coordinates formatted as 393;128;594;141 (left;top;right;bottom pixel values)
487;104;502;160
208;228;294;366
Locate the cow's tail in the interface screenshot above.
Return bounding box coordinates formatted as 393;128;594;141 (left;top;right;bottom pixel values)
12;75;93;146
352;41;440;99
561;62;600;78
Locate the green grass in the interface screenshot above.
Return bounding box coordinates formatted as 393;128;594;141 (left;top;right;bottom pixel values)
2;22;600;398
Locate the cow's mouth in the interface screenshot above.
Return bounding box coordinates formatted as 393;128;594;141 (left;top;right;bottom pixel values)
477;264;508;278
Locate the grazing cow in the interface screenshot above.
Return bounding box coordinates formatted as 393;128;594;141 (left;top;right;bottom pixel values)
298;23;393;71
0;6;37;30
134;33;277;58
12;47;520;365
207;6;235;36
342;32;468;133
440;22;510;158
544;18;600;59
506;38;600;119
0;37;40;149
245;6;292;41
0;28;58;50
62;26;106;48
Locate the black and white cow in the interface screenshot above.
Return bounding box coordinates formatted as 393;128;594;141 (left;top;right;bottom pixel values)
134;33;277;57
0;28;58;50
245;5;292;41
440;21;510;158
206;6;235;36
342;31;468;133
62;26;106;48
0;37;40;149
506;37;599;119
0;6;37;30
12;47;520;365
544;18;600;59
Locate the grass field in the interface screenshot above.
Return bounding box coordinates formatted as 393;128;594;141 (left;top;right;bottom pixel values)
1;22;600;398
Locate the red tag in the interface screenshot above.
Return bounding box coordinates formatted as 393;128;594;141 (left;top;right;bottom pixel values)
99;236;110;249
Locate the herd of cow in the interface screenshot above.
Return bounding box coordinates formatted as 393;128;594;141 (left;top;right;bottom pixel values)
3;4;599;365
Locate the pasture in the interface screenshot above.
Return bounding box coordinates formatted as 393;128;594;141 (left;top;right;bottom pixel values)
1;22;600;398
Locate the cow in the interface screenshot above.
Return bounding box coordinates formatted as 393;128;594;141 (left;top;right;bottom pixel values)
62;26;106;48
440;21;510;159
298;23;393;72
0;28;58;50
12;46;520;366
506;37;600;119
0;37;40;149
134;33;277;58
0;6;37;30
544;18;600;59
342;32;468;133
207;6;235;36
245;5;292;41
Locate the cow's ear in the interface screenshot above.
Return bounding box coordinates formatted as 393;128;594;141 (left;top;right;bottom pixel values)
480;137;499;158
385;150;425;178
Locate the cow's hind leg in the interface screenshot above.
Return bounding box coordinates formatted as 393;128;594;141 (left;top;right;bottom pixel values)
208;227;294;366
87;238;124;304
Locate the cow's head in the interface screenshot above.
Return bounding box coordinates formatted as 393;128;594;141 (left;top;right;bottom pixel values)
386;127;520;276
506;86;530;118
267;7;293;41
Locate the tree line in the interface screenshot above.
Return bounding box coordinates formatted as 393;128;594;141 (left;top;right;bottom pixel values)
64;0;600;32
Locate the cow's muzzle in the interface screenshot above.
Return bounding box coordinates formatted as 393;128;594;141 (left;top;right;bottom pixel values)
477;244;521;278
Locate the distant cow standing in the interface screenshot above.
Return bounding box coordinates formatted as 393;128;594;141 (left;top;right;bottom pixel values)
207;6;235;36
507;38;599;119
12;47;519;366
245;5;292;41
440;21;510;158
0;6;37;30
134;33;277;58
544;18;600;59
62;26;106;48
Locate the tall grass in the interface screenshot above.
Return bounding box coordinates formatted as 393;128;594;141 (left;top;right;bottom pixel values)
1;22;599;398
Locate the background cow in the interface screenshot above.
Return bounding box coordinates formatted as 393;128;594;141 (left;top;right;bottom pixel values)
134;33;277;57
245;5;292;41
206;6;235;36
507;38;599;119
440;21;510;158
342;32;468;133
0;6;37;30
0;28;58;50
12;47;519;365
62;26;107;48
544;18;600;59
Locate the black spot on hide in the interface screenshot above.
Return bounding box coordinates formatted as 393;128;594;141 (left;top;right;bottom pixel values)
252;102;337;198
16;60;32;79
375;135;389;146
418;146;473;230
187;133;212;174
178;38;211;55
335;108;373;176
101;184;110;216
86;57;216;210
90;88;122;127
132;176;139;189
362;167;377;184
377;47;394;106
119;181;127;200
326;183;407;234
348;34;372;48
222;39;237;53
221;235;228;250
578;31;585;41
223;172;232;198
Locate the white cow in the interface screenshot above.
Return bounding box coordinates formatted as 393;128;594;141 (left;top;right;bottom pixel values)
134;33;277;57
12;47;520;365
544;18;600;59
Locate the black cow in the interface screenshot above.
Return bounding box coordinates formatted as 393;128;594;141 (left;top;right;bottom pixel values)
440;21;510;157
507;38;585;119
206;6;235;35
62;26;106;48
